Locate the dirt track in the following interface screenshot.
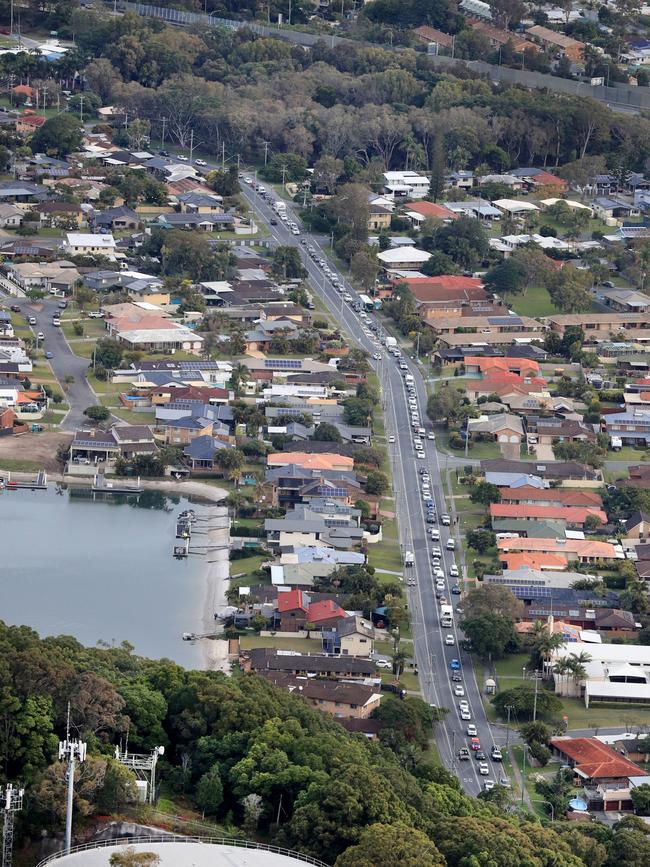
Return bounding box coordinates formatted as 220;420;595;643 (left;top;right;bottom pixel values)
0;432;72;471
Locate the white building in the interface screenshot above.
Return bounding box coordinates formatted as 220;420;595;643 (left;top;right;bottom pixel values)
383;171;430;200
115;326;204;354
549;642;650;707
376;247;431;270
63;232;116;257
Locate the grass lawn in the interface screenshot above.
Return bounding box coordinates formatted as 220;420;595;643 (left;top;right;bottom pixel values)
0;458;43;472
86;375;125;394
494;652;530;686
437;429;502;460
421;740;442;766
230;553;267;581
111;408;156;425
231;517;263;530
381;670;420;692
511;745;556;815
368;514;403;574
509;286;558;318
560;697;650;730
68;341;95;359
239;635;317;653
62;320;106;340
608;446;650;461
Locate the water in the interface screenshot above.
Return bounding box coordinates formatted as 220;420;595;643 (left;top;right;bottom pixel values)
0;486;211;667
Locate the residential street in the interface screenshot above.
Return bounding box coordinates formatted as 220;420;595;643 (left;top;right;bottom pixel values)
238;181;506;794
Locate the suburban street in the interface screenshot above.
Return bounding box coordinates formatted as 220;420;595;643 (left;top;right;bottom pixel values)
238;181;505;794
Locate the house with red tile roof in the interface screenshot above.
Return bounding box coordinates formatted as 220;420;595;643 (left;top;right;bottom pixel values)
499;486;603;508
490;502;607;528
397;275;485;306
404;201;459;225
551;737;642;811
500;552;569;571
276;590;348;631
497;537;620;564
307;598;348;628
464;371;548;400
16;113;46;134
412;25;454;49
267;452;354;472
463;356;541;378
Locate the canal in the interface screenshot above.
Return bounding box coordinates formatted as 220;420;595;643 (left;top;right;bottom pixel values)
0;485;211;667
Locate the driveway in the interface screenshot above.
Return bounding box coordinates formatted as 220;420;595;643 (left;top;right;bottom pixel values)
534;443;555;461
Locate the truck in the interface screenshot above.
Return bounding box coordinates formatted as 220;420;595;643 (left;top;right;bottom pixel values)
404;550;415;567
385;336;397;349
273;200;287;213
440;604;453;627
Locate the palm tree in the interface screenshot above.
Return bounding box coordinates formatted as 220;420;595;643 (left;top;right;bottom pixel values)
230;362;249;397
552;656;572;693
392;648;407;679
532;629;565;674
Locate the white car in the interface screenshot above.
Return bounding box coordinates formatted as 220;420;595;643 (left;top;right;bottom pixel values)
454;685;465;698
433;567;444;579
435;577;445;588
479;763;490;776
446;635;456;647
460;709;471;721
427;431;435;440
441;514;451;526
375;659;392;670
416;450;425;459
484;780;495;791
195;158;207;166
449;565;459;577
178;155;189;161
459;700;469;710
431;547;441;557
373;353;382;360
291;227;300;235
388;435;395;443
467;724;477;736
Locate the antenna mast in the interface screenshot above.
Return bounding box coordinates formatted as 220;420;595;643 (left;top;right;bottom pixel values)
2;784;24;867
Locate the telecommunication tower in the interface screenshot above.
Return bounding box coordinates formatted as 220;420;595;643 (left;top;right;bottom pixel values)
114;745;165;804
2;784;24;867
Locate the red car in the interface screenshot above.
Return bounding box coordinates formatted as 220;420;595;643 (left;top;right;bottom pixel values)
470;737;481;751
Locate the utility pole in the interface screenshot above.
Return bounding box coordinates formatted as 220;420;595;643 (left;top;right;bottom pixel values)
2;785;24;867
160;116;167;149
189;129;195;163
262;140;270;165
59;737;87;855
505;705;514;752
281;163;287;187
521;745;526;806
221;141;225;171
77;94;84;126
9;0;13;37
533;669;540;722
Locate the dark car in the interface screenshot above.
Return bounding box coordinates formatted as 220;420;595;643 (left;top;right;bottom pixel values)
451;673;462;683
270;218;278;225
451;584;461;595
10;304;20;312
475;751;487;761
159;149;170;156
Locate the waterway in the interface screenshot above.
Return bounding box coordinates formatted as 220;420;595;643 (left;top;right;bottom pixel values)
0;485;211;667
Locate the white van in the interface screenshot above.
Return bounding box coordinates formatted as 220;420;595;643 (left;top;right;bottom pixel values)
446;538;455;551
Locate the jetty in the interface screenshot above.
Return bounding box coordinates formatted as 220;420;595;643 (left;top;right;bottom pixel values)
92;473;144;494
0;469;47;490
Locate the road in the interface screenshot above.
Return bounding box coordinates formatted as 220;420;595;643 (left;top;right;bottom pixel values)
237;180;506;794
5;292;98;430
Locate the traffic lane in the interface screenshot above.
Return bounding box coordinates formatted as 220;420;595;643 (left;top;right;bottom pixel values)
244;181;496;791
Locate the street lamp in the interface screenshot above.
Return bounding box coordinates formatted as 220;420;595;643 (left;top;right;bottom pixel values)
530;798;555;822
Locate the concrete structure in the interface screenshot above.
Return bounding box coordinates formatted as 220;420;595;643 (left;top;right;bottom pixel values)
550;642;650;707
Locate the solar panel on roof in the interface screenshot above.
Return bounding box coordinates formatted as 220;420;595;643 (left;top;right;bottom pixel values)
265;358;302;369
488;316;523;326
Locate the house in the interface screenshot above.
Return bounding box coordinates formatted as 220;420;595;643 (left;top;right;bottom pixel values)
412;25;454;50
157;213;235;232
624;511;650;540
398;276;486;316
38;201;85;227
0;377;19;408
604;410;650;446
63;232;116;257
182;435;234;471
92;206;140;231
490;503;606;528
243;647;375;678
481;458;599;481
550;737;643;812
16;113;46;134
508;167;568;193
464;356;541;378
69;425;157;464
499;486;603;509
383;171;430;199
267;452;354;472
527;417;597;445
497;537;621;564
525;25;585;60
367;203;392;231
493;198;541;217
377;247;431;271
0;181;48;203
176;192;223;214
260;673;382;719
467;19;532;52
0;204;23;228
334;616;376;656
543;313;649;338
403;201;458;227
596;288;650;314
442;200;502;221
445;171;475;190
6;261;81;293
463;372;549;401
466;413;524;447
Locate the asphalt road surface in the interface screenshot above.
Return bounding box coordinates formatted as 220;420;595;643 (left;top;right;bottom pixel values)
238;179;508;794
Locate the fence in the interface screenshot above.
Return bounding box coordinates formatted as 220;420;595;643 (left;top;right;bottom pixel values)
36;834;331;866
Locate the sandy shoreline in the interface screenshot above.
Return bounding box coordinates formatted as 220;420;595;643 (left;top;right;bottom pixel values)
198;506;232;673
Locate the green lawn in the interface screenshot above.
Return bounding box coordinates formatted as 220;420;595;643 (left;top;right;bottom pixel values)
368;514;403;574
381;670;420;692
111;408;156;425
86;375;126;394
509;286;558;318
608;446;650;461
494;652;530;685
230;553;267;582
0;458;43;473
61;320;106;340
437;429;502;460
67;341;95;359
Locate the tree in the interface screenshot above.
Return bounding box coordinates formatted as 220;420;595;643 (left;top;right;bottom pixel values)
584;512;604;532
365;471;389;496
426;386;466;427
519;720;552;746
492;684;563;721
351;249;379;291
313;423;342;443
97;760;137;814
462;584;524;621
161;232;220;282
335;822;445;867
460;614;518;659
469;481;501;505
83;405;110;423
271;246;306;281
30;114;83;156
93;339;123;370
214;448;244;480
330;183;370;242
429;134;446;202
196;764;223;818
205;166;239;197
433;217;489;269
466;529;496;554
421;251;459;277
313;155;343;194
484;259;527;296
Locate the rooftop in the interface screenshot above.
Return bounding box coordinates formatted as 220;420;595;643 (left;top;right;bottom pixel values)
551;737;642;781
